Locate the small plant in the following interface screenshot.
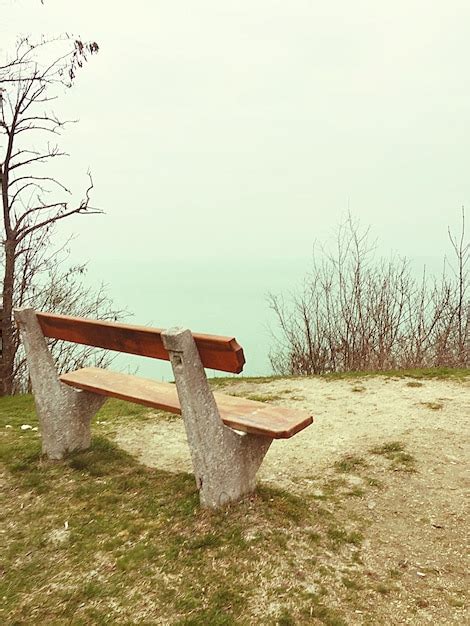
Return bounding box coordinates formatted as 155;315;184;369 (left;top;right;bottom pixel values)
246;393;284;403
307;531;322;544
327;526;363;548
334;455;368;473
276;608;296;625
371;442;404;455
342;576;362;591
370;441;417;472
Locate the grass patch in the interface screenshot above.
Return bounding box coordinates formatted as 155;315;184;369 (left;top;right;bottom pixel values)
447;596;465;608
370;441;417;472
420;401;444;411
406;381;424;388
1;409;367;624
208;368;469;389
319;367;470;381
245;393;285;403
334;454;368;473
327;526;363;549
342;576;363;591
374;583;394;595
208;375;286;389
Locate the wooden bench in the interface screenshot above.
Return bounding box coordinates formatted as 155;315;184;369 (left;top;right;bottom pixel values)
15;308;313;508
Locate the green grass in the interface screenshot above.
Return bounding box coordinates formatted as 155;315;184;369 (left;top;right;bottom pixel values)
245;393;285;403
334;454;368;473
0;394;155;429
318;367;470;381
209;367;470;388
1;401;367;625
370;441;417;472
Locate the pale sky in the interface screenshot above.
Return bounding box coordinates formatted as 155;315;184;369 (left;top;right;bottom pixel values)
2;0;469;375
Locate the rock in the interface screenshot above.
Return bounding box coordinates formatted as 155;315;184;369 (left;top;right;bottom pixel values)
47;528;70;546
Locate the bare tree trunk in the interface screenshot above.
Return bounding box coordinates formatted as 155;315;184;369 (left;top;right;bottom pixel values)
1;240;16;395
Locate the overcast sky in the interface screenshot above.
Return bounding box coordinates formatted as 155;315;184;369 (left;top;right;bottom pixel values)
2;0;469;374
3;0;469;262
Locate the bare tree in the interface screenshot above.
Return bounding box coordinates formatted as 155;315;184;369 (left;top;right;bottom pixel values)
447;207;469;363
0;36;106;395
269;212;469;375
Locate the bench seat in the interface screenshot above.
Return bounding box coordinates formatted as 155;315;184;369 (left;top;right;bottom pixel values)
60;367;313;439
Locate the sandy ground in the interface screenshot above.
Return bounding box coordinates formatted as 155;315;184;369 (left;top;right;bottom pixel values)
112;376;469;624
113;376;469;490
107;375;470;624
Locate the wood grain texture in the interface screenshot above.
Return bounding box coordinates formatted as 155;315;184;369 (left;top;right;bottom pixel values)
60;368;313;439
37;312;245;374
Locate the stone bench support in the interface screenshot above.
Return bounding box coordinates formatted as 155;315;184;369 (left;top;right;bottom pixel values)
14;308;106;459
162;327;272;508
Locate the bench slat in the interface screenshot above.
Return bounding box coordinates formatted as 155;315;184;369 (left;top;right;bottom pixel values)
37;313;245;374
60;367;313;439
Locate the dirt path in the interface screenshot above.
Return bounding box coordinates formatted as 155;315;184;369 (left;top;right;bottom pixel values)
113;376;469;489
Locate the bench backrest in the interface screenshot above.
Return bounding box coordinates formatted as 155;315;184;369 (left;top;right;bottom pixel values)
36;312;245;374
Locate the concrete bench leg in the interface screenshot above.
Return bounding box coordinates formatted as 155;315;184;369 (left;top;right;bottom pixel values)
14;308;106;460
162;327;272;508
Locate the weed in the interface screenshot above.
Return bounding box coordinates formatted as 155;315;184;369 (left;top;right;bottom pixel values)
346;487;365;498
275;608;296;625
327;526;363;548
307;531;322;544
246;393;284;403
342;576;362;590
370;441;417;472
375;583;393;595
371;441;404;455
301;599;348;625
334;455;368;473
365;476;382;488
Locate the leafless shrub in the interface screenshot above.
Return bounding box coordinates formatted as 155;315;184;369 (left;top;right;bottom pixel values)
269;211;469;375
12;253;127;393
